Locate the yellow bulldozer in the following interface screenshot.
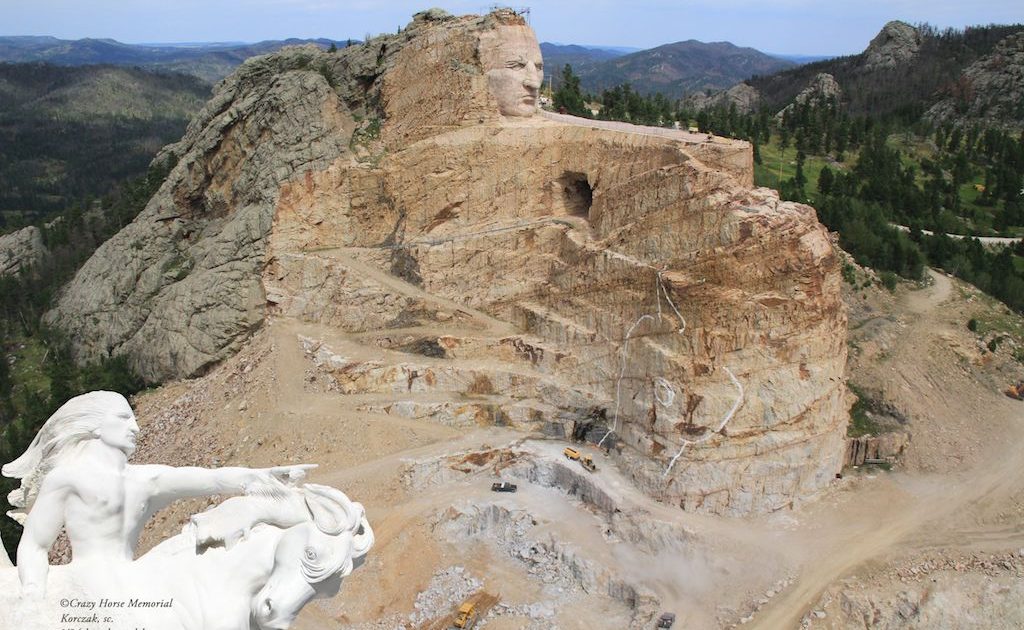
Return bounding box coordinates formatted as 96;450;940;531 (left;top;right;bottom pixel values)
453;602;477;629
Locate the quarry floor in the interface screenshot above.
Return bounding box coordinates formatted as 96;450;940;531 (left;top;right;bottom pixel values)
130;266;1024;629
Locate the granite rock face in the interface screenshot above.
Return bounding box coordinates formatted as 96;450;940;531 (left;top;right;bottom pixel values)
0;226;47;277
684;83;761;114
861;21;921;72
46;47;351;380
926;32;1024;130
48;11;848;514
776;73;841;119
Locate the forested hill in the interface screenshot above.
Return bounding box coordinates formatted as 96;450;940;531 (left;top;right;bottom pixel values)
0;63;209;225
574;39;794;99
746;22;1024;123
0;36;348;83
539;43;630;78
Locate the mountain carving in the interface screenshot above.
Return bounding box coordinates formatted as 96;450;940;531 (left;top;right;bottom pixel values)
47;10;847;515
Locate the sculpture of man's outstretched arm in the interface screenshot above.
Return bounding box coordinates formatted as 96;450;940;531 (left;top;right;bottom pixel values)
134;463;316;512
15;473;70;597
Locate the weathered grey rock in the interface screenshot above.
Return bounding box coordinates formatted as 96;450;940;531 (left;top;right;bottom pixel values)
413;8;454;22
861;21;921;72
684;83;761;114
46;47;350;381
0;226;47;277
926;32;1024;130
776;73;841;119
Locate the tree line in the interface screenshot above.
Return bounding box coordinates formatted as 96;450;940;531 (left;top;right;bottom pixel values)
0;162;166;560
550;62;1024;313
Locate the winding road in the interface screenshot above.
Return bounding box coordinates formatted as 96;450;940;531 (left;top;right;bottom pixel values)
753;268;1024;628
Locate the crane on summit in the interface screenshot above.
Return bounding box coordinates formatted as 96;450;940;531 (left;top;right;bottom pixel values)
487;6;531;22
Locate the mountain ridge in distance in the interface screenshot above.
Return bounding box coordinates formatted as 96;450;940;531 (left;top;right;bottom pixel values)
573;38;795;99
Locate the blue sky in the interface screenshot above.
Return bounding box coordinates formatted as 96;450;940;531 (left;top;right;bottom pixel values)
2;0;1022;56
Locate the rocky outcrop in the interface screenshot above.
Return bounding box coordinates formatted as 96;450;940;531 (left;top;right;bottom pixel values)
48;10;847;515
684;83;761;114
0;226;47;277
926;31;1024;130
776;73;841;119
861;21;921;72
809;551;1024;629
45;46;351;380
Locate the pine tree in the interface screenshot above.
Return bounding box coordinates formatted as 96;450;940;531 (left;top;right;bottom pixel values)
818;167;835;197
553;65;588;118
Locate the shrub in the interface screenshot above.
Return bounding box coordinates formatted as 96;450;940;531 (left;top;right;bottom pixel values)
880;271;898;292
841;262;857;285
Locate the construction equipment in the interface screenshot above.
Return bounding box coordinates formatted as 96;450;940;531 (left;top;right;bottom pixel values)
419;592;498;630
453;602;477;629
564;446;596;471
579;454;597;472
1006;381;1024;401
657;612;677;628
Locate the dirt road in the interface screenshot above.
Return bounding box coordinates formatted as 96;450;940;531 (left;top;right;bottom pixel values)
754;269;1024;628
134;263;1023;629
893;224;1024;246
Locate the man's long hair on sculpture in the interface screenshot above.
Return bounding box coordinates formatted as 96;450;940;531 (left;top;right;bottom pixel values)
1;390;132;520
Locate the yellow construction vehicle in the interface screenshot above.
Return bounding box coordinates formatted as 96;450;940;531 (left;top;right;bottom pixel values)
579;454;597;472
563;447;580;460
453;602;477;629
1006;381;1024;401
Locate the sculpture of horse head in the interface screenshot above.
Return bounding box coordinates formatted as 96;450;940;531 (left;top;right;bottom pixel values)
136;482;373;630
249;484;373;629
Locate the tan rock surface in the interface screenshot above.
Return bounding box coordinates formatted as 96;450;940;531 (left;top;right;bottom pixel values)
49;9;846;521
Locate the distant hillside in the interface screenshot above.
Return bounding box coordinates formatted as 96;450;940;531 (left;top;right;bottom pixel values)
0;63;208;223
926;31;1024;130
746;21;1024;122
540;42;629;78
0;36;349;83
575;39;794;99
769;53;834;64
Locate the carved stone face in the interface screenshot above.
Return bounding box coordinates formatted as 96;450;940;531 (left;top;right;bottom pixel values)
96;404;139;455
479;25;544;117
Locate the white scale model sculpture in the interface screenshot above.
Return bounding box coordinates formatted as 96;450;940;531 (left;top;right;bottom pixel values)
0;391;373;630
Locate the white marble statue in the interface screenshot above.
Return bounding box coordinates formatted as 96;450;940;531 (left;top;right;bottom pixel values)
0;390;372;630
129;483;372;630
478;18;544;117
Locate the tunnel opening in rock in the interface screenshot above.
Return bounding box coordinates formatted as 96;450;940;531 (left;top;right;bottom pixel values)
558;171;593;219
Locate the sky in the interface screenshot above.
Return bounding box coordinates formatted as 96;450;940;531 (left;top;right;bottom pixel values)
2;0;1023;56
